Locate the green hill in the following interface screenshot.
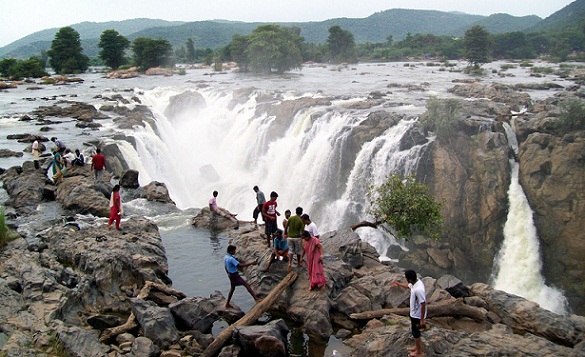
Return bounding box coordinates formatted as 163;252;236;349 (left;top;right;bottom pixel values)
0;18;184;58
529;0;585;32
458;13;541;36
0;4;577;60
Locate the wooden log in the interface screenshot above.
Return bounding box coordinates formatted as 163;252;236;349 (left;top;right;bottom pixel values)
351;220;380;231
202;271;298;357
99;312;137;342
349;298;487;322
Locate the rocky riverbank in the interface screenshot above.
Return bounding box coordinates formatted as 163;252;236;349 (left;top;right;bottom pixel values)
2;63;585;356
1;166;585;356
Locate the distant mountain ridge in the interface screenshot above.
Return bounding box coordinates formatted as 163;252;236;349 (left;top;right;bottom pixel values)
1;4;578;59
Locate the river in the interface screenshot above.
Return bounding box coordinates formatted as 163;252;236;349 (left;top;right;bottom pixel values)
0;60;576;354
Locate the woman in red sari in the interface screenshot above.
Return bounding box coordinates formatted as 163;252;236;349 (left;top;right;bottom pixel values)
301;230;326;291
107;184;123;230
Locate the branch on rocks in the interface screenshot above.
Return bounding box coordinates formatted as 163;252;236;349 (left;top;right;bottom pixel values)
202;271;298;357
100;312;137;342
137;280;187;300
349;298;487;322
351;221;381;231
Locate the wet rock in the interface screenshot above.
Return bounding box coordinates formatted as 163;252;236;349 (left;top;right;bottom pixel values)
1;163;47;214
133;181;175;204
233;319;289;357
164;90;206;118
55;175;111;217
120;169;140;188
0;149;23;158
192;207;238;231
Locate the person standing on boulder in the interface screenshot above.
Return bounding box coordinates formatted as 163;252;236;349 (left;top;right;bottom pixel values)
91;148;106;181
286;207;304;270
391;270;427;357
252;186;266;226
51;149;65;184
31;139;40;169
301;230;326;291
107;184;123;230
301;213;319;238
262;191;280;248
224;244;262;308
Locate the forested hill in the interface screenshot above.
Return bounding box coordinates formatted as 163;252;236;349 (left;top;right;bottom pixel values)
0;19;184;58
529;0;585;32
0;7;555;59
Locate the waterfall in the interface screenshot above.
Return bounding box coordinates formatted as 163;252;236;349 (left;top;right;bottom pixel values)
120;85;428;235
493;123;568;314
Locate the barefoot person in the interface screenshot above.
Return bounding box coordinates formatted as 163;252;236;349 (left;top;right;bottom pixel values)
301;230;326;291
391;270;427;357
262;229;289;272
286;207;304;270
262;191;280;248
107;184;123;230
252;186;266;225
209;191;238;219
224;245;262;308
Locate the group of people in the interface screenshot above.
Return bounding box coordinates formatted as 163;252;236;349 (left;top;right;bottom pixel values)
220;186;327;308
31;137;120;230
222;186;428;356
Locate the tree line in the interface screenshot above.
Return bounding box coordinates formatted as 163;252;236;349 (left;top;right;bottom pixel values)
0;21;584;79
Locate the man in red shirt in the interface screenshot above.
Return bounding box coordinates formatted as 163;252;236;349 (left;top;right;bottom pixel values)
91;148;106;181
262;191;280;248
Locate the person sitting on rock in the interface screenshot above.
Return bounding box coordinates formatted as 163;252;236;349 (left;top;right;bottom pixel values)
62;149;76;167
262;229;289;272
71;149;85;166
209;190;238;220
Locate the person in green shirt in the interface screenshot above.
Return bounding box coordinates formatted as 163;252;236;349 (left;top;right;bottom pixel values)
286;206;304;270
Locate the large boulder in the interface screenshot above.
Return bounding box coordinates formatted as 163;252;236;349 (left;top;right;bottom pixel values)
233;319;289;357
134;181;175;204
119;169;140;188
1;162;47;214
131;298;179;349
56;175;111;217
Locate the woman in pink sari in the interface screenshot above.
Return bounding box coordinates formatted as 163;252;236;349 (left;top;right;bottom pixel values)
301;230;326;291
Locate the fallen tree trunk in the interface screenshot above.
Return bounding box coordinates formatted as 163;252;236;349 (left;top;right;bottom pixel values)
202;271;298;357
349;298;487;322
100;312;137;342
351;221;380;231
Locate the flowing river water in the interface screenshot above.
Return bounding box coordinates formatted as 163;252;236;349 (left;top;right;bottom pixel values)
0;60;576;354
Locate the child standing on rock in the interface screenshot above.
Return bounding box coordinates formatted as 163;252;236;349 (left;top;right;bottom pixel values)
392;269;427;357
224;244;262;308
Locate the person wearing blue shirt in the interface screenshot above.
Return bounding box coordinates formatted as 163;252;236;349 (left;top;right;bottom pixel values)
261;229;289;272
224;244;261;308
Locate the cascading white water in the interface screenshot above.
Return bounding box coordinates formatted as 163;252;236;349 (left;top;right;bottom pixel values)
119;85;428;235
493;123;568;314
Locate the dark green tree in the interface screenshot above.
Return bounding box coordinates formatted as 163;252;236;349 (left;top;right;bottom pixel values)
227;35;250;72
463;25;493;67
236;24;303;74
186;38;196;63
98;29;130;70
47;27;89;74
0;58;17;77
367;174;443;240
7;57;48;79
132;37;174;70
327;25;356;63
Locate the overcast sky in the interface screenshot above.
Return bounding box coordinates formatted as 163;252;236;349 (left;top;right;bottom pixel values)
0;0;576;47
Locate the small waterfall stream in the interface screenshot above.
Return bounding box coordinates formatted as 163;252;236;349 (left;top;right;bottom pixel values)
492;122;568;314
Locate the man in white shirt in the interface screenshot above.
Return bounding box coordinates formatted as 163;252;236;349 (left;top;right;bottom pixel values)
301;213;319;238
392;269;427;356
